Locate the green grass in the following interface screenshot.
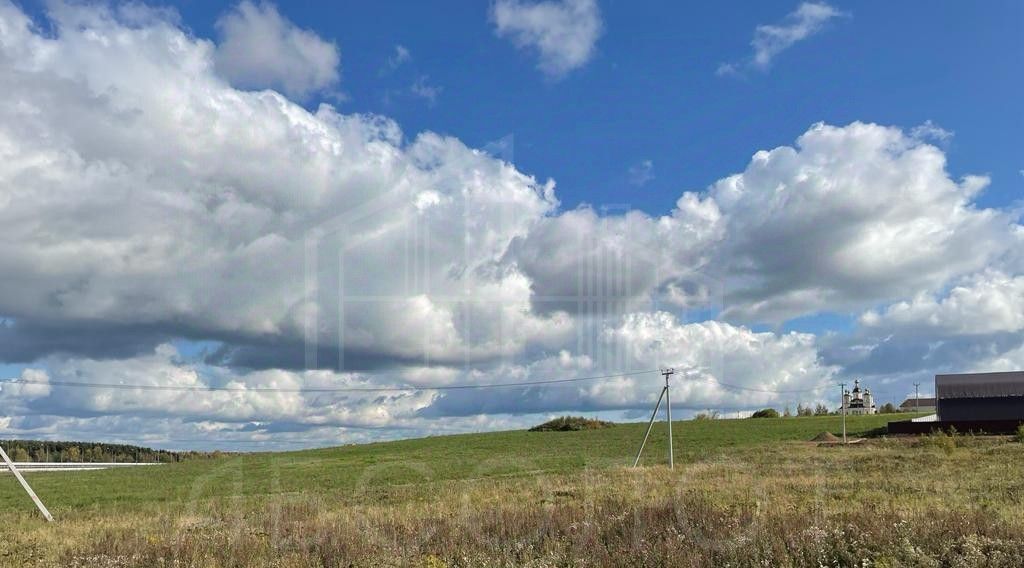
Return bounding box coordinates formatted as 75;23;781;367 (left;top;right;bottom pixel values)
0;415;905;517
14;412;1020;567
0;413;900;514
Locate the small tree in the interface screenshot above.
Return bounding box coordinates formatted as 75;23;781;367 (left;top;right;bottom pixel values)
796;403;813;417
814;403;830;416
879;402;897;414
11;447;30;462
750;408;779;419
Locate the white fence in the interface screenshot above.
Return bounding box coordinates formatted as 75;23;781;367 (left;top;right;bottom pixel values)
1;462;164;472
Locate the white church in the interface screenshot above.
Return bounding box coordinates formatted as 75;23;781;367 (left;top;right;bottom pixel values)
842;380;877;415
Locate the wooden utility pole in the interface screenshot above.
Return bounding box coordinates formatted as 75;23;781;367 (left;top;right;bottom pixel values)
839;382;847;444
664;368;675;469
0;445;53;522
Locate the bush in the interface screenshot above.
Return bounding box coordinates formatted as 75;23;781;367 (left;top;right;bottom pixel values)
1015;424;1024;443
750;408;780;419
915;430;957;454
529;416;615;432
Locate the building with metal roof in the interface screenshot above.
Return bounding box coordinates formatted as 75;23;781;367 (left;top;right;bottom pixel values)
898;397;936;413
936;371;1024;421
888;371;1024;434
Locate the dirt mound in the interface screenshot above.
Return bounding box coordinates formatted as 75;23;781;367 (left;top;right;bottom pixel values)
811;431;840;442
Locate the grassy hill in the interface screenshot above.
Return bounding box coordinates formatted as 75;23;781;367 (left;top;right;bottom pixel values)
0;413;894;512
3;413;1023;567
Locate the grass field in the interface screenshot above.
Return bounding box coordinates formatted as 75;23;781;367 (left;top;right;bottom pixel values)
2;414;1023;567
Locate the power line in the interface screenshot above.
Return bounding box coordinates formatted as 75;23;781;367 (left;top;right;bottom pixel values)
3;370;839;455
4;370;835;396
698;376;830;394
2;369;660;394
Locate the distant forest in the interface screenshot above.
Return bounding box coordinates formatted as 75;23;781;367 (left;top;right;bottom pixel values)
1;440;218;463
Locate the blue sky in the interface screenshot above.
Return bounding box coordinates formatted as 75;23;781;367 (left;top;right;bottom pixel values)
1;0;1022;449
167;0;1024;335
150;0;1023;216
13;0;1022;215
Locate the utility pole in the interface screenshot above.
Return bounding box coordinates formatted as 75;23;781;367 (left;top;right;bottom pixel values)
839;382;847;444
664;368;674;470
633;368;676;469
913;382;921;413
0;445;53;522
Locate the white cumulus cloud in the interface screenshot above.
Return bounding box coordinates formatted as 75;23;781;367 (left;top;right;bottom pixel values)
214;1;340;99
708;122;1014;322
1;0;1022;447
491;0;603;79
602;312;837;411
628;159;655;187
719;2;843;76
511;194;724;315
860;271;1024;337
0;0;564;369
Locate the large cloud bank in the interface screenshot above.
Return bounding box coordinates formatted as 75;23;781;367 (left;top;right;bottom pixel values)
1;1;1021;448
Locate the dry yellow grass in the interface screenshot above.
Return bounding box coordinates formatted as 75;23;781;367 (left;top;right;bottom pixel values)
1;433;1022;567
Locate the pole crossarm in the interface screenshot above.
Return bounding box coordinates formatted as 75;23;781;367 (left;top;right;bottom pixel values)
0;445;54;522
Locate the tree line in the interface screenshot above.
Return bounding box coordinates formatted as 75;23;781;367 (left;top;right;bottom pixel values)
694;401;904;420
1;439;218;463
755;402;900;418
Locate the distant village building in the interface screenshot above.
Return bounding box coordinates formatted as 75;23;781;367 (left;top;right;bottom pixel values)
899;397;936;413
935;371;1024;421
842;379;876;415
888;371;1024;434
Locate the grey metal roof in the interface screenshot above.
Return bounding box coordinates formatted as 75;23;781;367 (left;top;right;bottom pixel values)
899;397;936;408
935;372;1024;399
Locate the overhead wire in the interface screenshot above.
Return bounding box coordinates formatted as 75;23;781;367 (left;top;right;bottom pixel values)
699;377;831;394
2;369;661;394
3;369;837;450
4;369;831;395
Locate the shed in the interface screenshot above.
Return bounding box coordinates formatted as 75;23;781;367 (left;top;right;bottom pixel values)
936;371;1024;421
898;397;936;413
